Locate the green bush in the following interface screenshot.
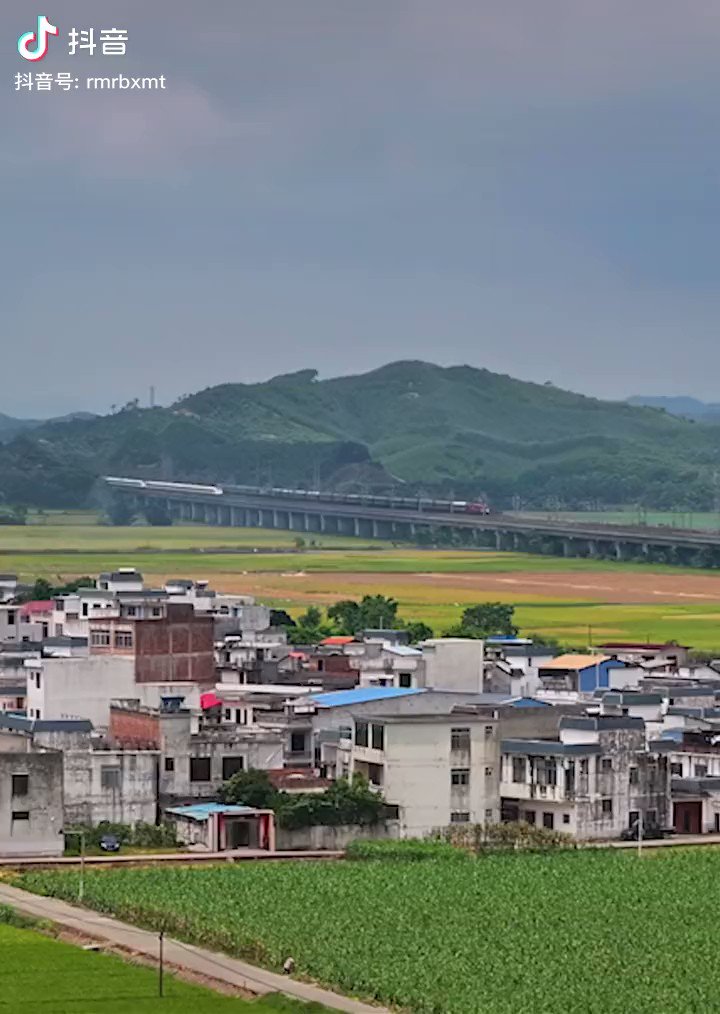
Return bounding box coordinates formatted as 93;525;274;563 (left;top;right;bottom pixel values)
346;838;470;862
64;821;178;853
220;770;386;830
440;820;576;853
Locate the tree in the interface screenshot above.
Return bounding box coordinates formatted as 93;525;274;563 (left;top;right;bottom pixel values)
403;620;434;643
107;500;135;526
31;578;53;601
358;594;399;630
219;769;278;809
445;602;518;639
288;605;332;645
327;599;362;635
269;608;296;629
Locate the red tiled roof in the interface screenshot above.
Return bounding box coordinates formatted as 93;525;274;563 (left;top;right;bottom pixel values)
19;600;54;616
200;692;221;710
320;636;355;646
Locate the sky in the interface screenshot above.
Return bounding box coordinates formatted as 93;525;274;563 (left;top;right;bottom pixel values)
3;1;720;417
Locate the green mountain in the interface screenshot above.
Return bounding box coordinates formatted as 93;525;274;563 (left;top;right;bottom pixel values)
1;362;718;509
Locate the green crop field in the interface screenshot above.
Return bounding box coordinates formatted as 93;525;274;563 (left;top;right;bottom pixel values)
16;849;720;1013
0;917;322;1013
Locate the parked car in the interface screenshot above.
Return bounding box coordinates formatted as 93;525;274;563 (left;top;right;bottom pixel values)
99;834;121;852
621;821;671;841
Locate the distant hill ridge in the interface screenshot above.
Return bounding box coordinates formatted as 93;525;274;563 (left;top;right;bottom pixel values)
1;362;718;509
627;395;720;422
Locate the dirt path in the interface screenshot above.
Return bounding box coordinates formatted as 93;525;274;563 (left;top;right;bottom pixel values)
200;569;720;605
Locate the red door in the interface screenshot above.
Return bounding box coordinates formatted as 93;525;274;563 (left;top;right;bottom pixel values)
673;800;702;835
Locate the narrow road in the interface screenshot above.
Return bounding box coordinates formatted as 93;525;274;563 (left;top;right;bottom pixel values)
0;883;387;1014
0;848;343;867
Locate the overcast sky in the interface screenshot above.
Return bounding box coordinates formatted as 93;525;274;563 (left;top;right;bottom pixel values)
3;1;720;416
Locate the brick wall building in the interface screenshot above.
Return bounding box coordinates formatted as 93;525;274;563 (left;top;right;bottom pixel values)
89;603;214;686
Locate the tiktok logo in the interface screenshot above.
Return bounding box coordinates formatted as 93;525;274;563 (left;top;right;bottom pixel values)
18;15;59;61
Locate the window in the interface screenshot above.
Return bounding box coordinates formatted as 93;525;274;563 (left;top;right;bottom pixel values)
90;629;111;647
629;810;639;828
290;732;306;754
695;764;708;778
34;673;41;690
670;762;683;777
629;767;639;786
580;759;589;776
164;757;175;773
224;709;232;721
398;673;412;688
451;727;471;751
543;811;554;829
512;757;527;783
525;811;536;825
601;798;613;816
715;813;720;833
11;811;29;822
126;606;137;617
11;774;28;797
371;724;385;751
101;766;121;790
536;757;557;787
355;721;369;748
114;630;134;649
451;768;470;786
7;610;15;625
646;809;657;827
601;758;612;772
152;607;162;617
562;813;570;825
190;757;211;782
485;809;494;821
485;725;494;738
222;756;245;780
450;812;470;824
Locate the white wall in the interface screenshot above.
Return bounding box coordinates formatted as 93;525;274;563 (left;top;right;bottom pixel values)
368;718;498;837
421;639;485;693
25;656;136;728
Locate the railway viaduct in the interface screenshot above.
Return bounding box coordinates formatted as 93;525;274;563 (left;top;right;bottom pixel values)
103;478;720;565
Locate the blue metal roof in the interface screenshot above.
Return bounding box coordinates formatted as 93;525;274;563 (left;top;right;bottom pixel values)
308;686;426;708
166;803;265;821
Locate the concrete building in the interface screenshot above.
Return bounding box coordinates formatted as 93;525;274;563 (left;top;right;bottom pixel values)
598;642;691;669
25;655;137;726
421;639;485;693
88;601;214;685
63;748;159;827
0;734;63;856
97;568;144;594
537;654;631;696
109;702;284;806
0;714;157;829
166;802;276;851
500;715;671;839
348;710;500;837
0;604;42;645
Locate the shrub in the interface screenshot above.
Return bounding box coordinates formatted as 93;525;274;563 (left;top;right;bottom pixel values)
346;838;469;862
439;820;576;853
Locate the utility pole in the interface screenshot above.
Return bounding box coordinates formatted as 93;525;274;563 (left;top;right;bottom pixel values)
158;929;165;997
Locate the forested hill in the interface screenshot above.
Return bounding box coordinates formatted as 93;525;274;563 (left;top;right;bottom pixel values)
1;361;718;509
